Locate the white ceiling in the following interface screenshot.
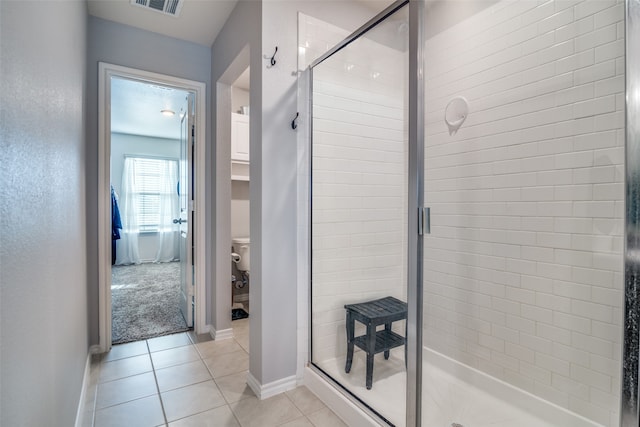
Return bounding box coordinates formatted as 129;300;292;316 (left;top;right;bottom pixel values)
89;0;231;139
111;77;190;140
87;0;238;47
90;0;387;139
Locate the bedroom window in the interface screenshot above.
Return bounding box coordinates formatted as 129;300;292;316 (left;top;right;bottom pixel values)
124;156;178;233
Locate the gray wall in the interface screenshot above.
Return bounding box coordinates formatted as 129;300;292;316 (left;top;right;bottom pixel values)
0;1;89;425
86;17;212;344
211;0;264;380
232;87;250;114
232;180;250;239
262;0;391;385
211;0;387;389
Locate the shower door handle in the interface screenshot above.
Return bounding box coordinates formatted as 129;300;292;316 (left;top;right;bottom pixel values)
418;207;430;236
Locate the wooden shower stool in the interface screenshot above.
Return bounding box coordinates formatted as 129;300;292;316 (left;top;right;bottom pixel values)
344;296;407;390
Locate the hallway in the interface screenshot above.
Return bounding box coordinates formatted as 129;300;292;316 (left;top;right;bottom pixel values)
81;320;343;426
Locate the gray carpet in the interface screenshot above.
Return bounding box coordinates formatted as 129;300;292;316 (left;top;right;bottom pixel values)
111;262;189;344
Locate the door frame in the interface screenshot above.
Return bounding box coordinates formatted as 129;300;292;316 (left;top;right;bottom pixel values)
97;62;207;352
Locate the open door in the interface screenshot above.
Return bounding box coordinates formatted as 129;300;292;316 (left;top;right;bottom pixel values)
178;93;195;327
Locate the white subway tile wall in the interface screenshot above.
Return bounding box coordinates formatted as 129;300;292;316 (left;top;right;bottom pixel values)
423;1;624;425
306;14;409;365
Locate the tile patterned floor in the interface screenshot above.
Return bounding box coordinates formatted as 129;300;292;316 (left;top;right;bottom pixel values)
81;319;346;427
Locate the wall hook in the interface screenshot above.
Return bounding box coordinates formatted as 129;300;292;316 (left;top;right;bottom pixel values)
264;46;278;68
291;112;299;130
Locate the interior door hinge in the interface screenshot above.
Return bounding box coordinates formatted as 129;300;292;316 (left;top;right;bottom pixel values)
418;207;431;236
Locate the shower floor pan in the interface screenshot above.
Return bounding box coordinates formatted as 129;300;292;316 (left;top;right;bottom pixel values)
316;348;601;427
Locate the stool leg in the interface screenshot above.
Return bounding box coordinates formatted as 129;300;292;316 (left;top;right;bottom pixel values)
345;311;354;373
366;323;375;390
384;323;391;360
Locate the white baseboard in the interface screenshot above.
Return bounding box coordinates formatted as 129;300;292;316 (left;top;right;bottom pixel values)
209;325;234;340
303;366;382;426
247;372;298;400
74;352;93;427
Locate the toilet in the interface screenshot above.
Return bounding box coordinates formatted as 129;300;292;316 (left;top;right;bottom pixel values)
231;237;250;273
231;237;250;320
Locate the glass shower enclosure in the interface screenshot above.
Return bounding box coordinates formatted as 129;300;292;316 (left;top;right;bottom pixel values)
307;0;636;426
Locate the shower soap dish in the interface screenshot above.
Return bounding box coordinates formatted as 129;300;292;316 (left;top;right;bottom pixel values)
445;96;469;135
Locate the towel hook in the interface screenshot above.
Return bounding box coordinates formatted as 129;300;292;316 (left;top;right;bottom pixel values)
265;46;278;68
291;112;299;130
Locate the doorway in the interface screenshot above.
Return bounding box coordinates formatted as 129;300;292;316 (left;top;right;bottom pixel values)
212;45;251;341
98;63;207;352
109;77;192;344
230;66;251;328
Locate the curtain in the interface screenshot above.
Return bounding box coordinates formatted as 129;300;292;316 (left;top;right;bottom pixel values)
115;157;141;265
154;160;180;262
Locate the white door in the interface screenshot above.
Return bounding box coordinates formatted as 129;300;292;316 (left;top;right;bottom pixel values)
178;93;195;327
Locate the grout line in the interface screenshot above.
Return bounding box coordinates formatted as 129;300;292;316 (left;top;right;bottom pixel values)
229;407;244;427
195;335;246;427
147;340;169;427
228;326;250;426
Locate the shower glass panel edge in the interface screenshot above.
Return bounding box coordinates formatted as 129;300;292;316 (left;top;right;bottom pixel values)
623;0;640;426
308;1;416;426
407;1;425;426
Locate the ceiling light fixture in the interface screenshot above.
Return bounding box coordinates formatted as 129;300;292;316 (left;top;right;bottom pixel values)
161;109;175;117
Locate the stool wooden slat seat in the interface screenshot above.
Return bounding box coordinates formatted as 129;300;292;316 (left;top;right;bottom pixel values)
344;296;407;390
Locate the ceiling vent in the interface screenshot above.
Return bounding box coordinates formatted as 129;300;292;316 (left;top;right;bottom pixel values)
130;0;183;17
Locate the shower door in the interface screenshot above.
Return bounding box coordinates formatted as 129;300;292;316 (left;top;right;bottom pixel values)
308;1;412;425
421;1;626;426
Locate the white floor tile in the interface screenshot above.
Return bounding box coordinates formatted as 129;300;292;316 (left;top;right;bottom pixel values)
168;405;240;427
151;345;200;369
94;395;165;427
103;340;149;362
195;339;244;360
229;394;303;427
96;372;157;409
306;407;347;427
147;332;193;353
279;417;314;427
285;387;326;415
88;322;348;427
156;360;213;392
203;350;249;378
161;380;227;422
214;371;255;404
99;354;153;383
